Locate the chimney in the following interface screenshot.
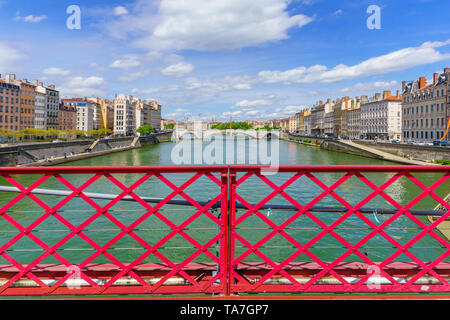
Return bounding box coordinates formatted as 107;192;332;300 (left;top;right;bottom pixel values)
33;80;38;86
444;68;450;73
396;90;399;97
375;93;381;100
402;81;406;92
434;73;439;85
39;82;43;86
419;77;426;89
383;91;391;99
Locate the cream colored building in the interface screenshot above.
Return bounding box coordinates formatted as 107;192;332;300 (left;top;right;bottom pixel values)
402;68;450;142
114;94;136;136
361;91;402;140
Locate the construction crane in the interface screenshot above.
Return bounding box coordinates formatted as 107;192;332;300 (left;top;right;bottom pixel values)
440;83;450;142
97;98;108;129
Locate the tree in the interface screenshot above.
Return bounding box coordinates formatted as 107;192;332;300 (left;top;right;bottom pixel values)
137;125;154;135
164;123;175;130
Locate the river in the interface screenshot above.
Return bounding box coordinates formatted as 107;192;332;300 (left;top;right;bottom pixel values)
0;139;448;268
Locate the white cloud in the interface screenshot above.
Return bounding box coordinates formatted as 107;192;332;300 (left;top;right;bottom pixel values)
332;9;343;16
109;56;141;69
165;108;190;119
15;14;47;23
114;6;129;16
233;97;276;109
108;0;314;51
0;42;25;70
161;62;194;77
258;40;450;84
184;75;255;97
118;70;151;82
59;76;107;97
43;67;71;76
339;80;399;93
221;104;304;121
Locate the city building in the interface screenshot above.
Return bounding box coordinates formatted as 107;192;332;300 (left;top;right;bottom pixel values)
87;98;102;130
401;68;450;142
3;74;36;130
324;99;334;137
311;101;325;136
288;115;298;133
34;83;46;130
347;97;362;139
113;94;136;136
361;91;402;140
148;100;162;131
61;98;96;133
58;104;77;131
304;109;312;135
296;112;305;134
332;99;342;138
45;85;59;130
0;79;20;133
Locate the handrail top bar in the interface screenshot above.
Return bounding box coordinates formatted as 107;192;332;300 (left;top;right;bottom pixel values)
0;165;448;174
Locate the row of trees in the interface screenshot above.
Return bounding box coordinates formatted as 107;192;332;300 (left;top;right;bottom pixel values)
0;128;113;142
211;122;281;131
212;122;253;130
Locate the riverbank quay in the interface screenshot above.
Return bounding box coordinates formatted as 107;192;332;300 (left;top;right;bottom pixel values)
0;132;172;167
283;134;448;166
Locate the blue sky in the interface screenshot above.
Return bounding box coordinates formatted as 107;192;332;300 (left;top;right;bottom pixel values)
1;0;450;121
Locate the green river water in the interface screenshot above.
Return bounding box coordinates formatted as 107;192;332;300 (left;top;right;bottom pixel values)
0;139;448;268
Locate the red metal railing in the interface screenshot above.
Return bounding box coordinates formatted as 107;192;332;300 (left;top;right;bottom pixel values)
0;165;448;296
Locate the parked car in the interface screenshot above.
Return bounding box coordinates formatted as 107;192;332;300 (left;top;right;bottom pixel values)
441;141;448;147
433;140;441;146
391;139;401;144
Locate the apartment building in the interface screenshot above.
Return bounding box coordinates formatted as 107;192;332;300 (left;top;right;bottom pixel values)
310;102;325;136
324;99;334;137
61;99;95;132
34;84;46;130
87;98;102;130
347;97;361;139
401;68;450;142
296;112;305;134
332;99;342;137
0;80;20;132
360;91;402;140
148;100;162;131
288;115;298;133
114;94;136;136
45;85;59;130
3;74;36;130
58;104;77;131
304;109;312;135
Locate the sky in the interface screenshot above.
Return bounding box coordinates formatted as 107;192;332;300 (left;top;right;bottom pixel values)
1;0;450;121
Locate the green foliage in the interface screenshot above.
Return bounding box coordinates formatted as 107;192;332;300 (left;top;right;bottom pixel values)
212;122;253;130
164;123;175;130
433;159;450;165
137;125;154;134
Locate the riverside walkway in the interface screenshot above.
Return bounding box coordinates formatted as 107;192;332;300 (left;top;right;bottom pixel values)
338;140;433;166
